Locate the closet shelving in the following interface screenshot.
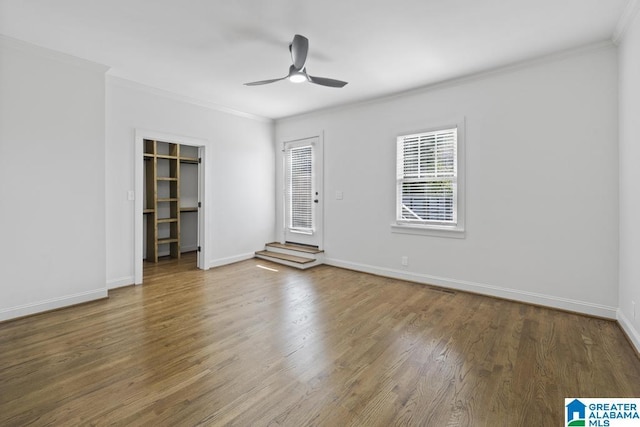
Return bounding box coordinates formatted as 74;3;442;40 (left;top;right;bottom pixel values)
143;139;199;262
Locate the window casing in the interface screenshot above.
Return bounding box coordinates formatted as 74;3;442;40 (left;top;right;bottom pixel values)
395;123;464;236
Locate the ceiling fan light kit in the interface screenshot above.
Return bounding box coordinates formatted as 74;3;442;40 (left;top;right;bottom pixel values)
245;34;348;88
289;71;307;83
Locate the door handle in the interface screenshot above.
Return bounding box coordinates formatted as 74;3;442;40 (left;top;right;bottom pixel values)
314;199;319;203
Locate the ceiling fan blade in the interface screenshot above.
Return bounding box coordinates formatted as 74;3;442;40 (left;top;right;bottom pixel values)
290;34;309;70
244;76;288;86
307;75;348;88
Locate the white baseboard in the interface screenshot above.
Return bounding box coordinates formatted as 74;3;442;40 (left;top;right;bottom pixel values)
0;289;108;322
324;258;618;319
107;276;135;289
208;252;256;268
617;310;640;354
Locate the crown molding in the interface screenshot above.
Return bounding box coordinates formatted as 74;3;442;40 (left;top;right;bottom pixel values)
106;75;273;124
1;33;271;123
278;40;615;123
613;0;640;44
0;34;109;73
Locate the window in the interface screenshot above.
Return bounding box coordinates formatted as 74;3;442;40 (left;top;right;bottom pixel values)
287;144;313;232
395;123;464;236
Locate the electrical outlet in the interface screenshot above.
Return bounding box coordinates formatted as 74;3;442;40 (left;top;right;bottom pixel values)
401;256;408;266
127;190;135;201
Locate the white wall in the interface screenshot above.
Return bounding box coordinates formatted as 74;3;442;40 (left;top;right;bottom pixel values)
276;45;619;318
618;7;640;350
106;78;275;288
0;37;108;320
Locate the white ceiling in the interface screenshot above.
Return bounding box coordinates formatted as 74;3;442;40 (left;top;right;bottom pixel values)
0;0;630;119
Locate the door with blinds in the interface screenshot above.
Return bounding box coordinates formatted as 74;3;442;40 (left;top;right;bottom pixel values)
283;136;323;248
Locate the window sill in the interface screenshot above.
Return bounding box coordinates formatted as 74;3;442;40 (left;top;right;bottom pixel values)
391;223;465;239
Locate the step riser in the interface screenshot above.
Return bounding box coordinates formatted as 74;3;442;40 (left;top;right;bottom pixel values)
266;242;323;255
263;246;324;261
255;254;321;270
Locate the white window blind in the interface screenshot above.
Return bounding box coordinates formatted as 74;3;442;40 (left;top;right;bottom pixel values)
397;127;458;225
287;145;313;232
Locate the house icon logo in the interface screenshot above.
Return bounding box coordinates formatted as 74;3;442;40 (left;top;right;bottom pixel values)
566;399;587;426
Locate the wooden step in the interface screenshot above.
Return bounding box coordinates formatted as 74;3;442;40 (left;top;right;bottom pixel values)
265;242;324;254
255;250;315;264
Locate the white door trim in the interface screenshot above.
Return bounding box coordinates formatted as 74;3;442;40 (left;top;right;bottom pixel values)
134;129;209;285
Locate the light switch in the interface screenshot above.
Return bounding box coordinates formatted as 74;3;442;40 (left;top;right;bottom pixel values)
336;191;343;200
127;190;135;201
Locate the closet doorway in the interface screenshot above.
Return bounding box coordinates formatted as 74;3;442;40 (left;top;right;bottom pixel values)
134;130;208;284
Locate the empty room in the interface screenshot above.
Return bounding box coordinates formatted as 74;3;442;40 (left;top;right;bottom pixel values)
1;0;640;425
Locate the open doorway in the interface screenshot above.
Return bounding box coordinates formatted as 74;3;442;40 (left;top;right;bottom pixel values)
134;130;208;284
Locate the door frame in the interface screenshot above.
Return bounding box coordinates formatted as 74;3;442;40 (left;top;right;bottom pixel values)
280;131;324;249
134;129;209;285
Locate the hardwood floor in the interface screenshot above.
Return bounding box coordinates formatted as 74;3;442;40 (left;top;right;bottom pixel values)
1;254;639;426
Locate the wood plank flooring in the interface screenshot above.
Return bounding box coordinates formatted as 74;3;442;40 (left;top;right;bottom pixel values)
1;253;639;426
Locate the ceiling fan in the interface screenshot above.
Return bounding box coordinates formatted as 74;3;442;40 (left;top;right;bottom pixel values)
244;34;348;88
